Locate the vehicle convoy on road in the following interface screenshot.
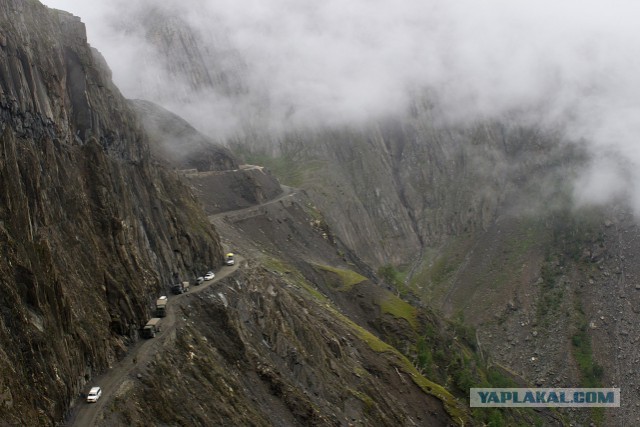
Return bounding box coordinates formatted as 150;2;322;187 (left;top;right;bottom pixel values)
70;255;241;426
156;298;168;317
142;318;161;338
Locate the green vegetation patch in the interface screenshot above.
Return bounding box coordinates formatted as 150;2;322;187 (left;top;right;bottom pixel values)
393;354;469;425
572;326;603;387
264;258;329;303
414;336;433;376
353;323;395;353
314;264;367;292
332;310;467;424
571;299;604;425
378;293;418;329
348;388;375;413
377;264;412;297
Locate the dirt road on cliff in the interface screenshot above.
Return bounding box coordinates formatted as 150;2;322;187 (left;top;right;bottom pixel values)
67;260;240;427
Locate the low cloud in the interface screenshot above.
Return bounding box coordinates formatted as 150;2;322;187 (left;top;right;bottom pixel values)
41;0;640;212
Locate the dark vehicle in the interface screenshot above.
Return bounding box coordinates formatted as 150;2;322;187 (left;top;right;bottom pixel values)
142;318;161;338
171;283;184;295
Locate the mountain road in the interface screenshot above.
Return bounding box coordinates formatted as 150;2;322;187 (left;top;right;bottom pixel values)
66;259;241;427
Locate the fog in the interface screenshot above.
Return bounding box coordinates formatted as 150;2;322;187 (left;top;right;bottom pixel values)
41;0;640;212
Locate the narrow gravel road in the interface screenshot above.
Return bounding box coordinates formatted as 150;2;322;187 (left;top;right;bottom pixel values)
67;260;241;427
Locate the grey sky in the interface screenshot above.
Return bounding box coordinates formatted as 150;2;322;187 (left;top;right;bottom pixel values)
40;0;640;212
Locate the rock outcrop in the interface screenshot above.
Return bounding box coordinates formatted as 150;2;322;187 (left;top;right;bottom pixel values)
130;98;238;171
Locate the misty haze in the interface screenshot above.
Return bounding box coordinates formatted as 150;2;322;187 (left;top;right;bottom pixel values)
41;0;640;213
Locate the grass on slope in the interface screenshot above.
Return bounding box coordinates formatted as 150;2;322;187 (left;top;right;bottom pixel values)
264;258;329;303
379;293;418;329
313;264;367;292
266;258;468;424
316;264;418;328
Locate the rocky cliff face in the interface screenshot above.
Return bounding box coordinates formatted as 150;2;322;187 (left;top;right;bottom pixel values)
0;1;223;423
245;112;581;269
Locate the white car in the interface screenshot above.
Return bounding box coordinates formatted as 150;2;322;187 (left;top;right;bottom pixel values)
204;271;215;281
86;387;102;403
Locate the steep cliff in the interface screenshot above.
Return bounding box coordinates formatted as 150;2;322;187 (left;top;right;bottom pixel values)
0;1;223;423
114;1;246;103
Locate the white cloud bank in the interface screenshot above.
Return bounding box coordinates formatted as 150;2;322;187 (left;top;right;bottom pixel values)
41;0;640;212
